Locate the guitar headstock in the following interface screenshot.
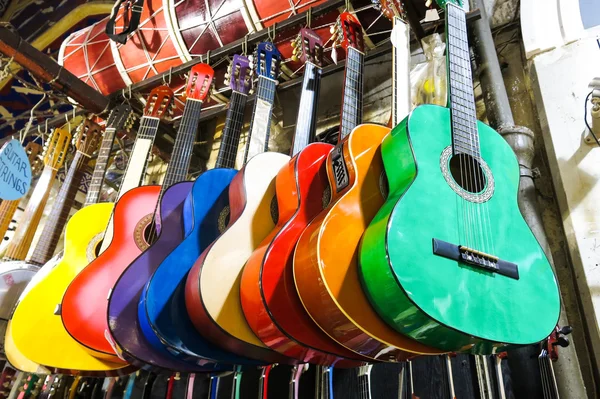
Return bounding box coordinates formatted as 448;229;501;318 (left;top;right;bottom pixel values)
252;42;281;80
106;104;135;134
74;119;103;157
185;64;215;101
291;28;324;67
225;54;252;94
143;85;175;119
357;364;373;377
376;0;406;20
331;12;365;53
43;127;71;170
0;367;16;398
24;142;43;175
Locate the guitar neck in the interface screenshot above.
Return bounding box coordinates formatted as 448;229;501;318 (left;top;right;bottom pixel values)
215;91;248;169
159;98;203;198
116;116;160;199
392;17;411;126
29;151;89;265
244;75;277;162
446;3;480;158
85;127;118;206
4;166;58;261
291;62;322;156
339;46;364;140
0;199;20;241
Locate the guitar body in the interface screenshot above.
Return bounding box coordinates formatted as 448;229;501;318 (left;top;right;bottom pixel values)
62;185;160;358
8;203;135;375
185;152;293;364
142;169;261;366
241;143;364;366
294;124;441;360
359;104;561;351
107;181;218;372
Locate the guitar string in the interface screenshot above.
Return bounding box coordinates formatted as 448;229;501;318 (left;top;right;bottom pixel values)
146;99;202;244
244;75;276;163
6;128;76;261
217;90;247;169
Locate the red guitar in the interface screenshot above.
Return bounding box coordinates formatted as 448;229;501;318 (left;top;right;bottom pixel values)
61;85;175;358
240;28;368;366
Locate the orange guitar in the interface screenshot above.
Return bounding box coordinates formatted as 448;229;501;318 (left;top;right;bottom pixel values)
292;11;442;361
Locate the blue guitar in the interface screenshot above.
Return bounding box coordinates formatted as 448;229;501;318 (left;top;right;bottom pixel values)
138;54;260;364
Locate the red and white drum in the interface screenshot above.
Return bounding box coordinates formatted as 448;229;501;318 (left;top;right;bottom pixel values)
60;0;384;96
58;17;126;95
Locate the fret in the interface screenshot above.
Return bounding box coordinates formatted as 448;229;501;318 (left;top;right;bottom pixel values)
216;91;247;169
84;126;118;206
159;98;203;197
392;17;410;126
244;76;277;162
446;2;480;157
291;62;322;156
339;47;364;140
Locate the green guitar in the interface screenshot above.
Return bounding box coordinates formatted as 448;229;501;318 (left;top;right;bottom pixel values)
358;0;560;353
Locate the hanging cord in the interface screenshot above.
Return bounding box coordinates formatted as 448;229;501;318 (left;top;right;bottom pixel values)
584;90;600;147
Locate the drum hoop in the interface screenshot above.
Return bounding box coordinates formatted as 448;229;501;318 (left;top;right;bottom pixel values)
162;0;190;62
164;0;192;62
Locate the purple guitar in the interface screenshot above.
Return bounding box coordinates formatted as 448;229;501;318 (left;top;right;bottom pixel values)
105;64;224;371
138;55;265;365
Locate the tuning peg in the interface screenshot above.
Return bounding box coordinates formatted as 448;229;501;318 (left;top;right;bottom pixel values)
554;336;570;348
559;325;573;336
291;54;299;62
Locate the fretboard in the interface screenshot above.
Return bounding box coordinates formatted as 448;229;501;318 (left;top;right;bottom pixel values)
85;127;117;206
446;3;480;158
244;75;277;162
392;17;411;126
339;46;364;140
3;166;58;261
29;151;89;265
291;62;322;156
160;98;203;197
215;91;247;169
116;116;160;198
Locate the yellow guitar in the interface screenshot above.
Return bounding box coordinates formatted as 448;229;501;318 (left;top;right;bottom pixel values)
8;106;136;375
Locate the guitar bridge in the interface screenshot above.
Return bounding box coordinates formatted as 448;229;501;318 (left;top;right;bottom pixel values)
432;238;519;280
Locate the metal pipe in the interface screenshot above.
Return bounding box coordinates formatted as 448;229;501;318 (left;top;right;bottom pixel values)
0;25;108;113
469;0;587;397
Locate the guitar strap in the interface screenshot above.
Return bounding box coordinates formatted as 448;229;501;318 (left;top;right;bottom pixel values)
105;0;145;44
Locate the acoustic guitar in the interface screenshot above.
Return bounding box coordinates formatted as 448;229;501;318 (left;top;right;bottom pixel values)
184;42;293;364
105;65;227;372
358;0;560;352
141;56;262;366
240;28;366;366
293;10;441;361
0;142;43;243
0;127;70;321
7;107;136;376
60;87;174;362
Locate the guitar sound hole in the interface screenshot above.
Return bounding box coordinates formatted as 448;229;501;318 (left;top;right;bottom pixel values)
449;154;486;194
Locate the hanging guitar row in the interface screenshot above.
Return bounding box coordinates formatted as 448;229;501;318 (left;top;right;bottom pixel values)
0;0;563;398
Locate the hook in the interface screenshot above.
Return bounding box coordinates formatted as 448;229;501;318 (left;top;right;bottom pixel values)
44;119;48;135
65;113;71;132
242;35;248;56
206;50;211;66
345;0;350;11
306;7;312;28
268;23;276;41
163;67;172;86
